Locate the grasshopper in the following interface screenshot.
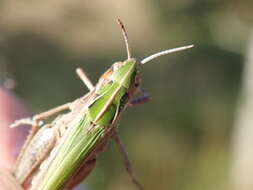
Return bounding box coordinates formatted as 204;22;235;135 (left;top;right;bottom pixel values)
10;19;193;190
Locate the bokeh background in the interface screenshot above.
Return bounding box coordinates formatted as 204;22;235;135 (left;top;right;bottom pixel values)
1;0;253;190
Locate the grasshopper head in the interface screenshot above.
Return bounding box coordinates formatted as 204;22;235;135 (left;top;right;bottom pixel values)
97;58;140;91
110;19;193;90
95;19;193;99
98;19;194;96
94;58;140;99
111;58;140;88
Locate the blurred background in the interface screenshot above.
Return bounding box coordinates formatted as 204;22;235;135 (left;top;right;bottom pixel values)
1;0;253;190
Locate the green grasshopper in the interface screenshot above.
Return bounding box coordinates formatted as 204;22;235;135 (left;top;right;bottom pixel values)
10;19;193;190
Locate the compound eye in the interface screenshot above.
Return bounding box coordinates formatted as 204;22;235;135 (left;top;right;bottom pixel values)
112;62;123;71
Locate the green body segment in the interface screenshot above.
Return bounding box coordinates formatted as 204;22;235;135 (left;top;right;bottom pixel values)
38;60;137;190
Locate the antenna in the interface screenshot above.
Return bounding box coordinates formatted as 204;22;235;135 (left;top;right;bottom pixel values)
117;18;131;60
141;45;194;64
